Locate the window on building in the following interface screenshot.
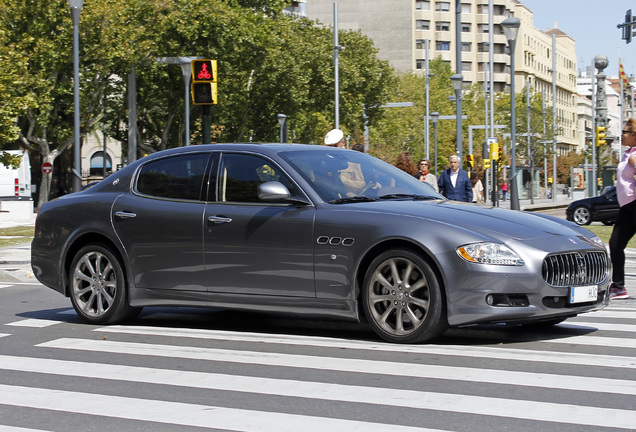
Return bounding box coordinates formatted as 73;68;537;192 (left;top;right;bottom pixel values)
416;39;428;50
461;3;470;13
461;22;471;32
436;21;451;31
435;2;450;11
461;62;471;72
416;59;426;70
416;20;430;30
461;42;471;52
415;0;430;10
478;24;489;33
477;4;488;14
89;151;112;176
436;41;450;51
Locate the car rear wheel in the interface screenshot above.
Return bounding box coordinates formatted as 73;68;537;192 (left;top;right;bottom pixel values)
572;206;591;225
69;244;140;324
362;249;447;343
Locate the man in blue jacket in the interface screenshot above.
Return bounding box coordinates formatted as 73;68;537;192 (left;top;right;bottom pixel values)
438;154;473;202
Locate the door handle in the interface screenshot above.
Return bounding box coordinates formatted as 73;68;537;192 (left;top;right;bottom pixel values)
208;215;232;224
115;211;137;219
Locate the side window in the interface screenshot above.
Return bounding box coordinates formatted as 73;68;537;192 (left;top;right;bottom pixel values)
218;153;296;203
136;153;210;201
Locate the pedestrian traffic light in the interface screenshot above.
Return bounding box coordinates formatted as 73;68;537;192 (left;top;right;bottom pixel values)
483;159;491;169
191;59;218;105
467;154;474;169
595;126;607;146
622;9;633;44
489;141;500;161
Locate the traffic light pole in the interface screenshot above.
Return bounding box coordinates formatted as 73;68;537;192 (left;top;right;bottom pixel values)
202;106;211;144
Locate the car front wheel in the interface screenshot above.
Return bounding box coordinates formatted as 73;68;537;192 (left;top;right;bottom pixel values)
572;206;591;225
69;244;139;324
362;249;447;343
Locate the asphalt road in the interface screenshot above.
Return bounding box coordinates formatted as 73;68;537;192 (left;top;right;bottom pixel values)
1;205;635;431
0;277;634;432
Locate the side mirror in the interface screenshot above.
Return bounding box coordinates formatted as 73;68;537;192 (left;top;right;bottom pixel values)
257;181;291;202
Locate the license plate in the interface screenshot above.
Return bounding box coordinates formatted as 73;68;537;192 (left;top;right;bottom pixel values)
569;285;598;304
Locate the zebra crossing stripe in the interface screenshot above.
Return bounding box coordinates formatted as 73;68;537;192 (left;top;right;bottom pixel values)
0;384;444;432
0;355;635;429
0;426;51;432
6;319;61;328
583;310;635;318
560;321;636;332
542;334;636;349
33;339;636;395
93;326;636;368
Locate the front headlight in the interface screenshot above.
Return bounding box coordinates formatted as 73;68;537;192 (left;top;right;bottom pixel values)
588;235;605;248
457;242;524;266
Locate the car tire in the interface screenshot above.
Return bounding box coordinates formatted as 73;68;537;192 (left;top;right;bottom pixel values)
362;249;447;343
572;206;591;225
69;244;140;324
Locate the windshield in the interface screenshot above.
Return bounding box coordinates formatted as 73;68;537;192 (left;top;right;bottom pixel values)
280;149;445;203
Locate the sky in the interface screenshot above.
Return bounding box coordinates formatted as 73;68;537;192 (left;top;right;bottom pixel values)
518;0;636;78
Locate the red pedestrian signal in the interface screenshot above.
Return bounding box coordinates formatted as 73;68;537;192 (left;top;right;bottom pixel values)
191;59;217;105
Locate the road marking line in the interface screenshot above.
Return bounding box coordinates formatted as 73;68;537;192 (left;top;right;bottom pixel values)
0;426;51;432
93;325;636;367
6;319;61;328
0;384;443;432
35;339;636;392
561;321;636;332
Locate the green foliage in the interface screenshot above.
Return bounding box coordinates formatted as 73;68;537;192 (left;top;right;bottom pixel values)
0;151;22;169
369;59;455;168
0;0;396;206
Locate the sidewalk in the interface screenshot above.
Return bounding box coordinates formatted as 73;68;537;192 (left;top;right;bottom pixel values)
0;210;36;283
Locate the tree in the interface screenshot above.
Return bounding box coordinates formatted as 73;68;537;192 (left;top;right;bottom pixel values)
369;59;455;170
0;0;396;207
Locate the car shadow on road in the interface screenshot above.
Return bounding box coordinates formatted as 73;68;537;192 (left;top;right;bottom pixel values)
15;306;600;346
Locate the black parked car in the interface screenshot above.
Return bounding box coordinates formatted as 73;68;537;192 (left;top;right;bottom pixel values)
566;186;619;225
32;144;610;343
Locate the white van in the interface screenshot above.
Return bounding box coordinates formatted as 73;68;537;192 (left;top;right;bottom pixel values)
0;150;32;200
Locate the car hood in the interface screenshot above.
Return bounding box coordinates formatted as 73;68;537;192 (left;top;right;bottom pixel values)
349;199;596;243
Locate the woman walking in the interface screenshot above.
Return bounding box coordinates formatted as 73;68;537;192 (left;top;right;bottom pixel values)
608;118;636;299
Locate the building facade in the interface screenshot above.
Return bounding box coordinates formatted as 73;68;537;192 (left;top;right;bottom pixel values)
304;0;579;151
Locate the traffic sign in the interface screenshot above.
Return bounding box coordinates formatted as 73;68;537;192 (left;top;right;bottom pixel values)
41;162;53;174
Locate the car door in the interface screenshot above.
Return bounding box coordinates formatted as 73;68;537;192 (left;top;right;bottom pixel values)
594;187;618;220
112;152;212;292
204;152;316;297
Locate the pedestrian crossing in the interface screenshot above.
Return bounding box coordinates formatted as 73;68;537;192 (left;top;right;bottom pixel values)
0;305;635;431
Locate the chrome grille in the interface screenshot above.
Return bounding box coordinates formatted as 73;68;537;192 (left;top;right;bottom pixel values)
542;251;609;287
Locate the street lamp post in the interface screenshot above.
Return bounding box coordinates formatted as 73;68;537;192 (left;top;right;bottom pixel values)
431;112;440;177
501;16;521;210
450;74;463;161
277;114;287;143
333;3;345;129
180;63;193;146
156;57;204;147
69;0;84;192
